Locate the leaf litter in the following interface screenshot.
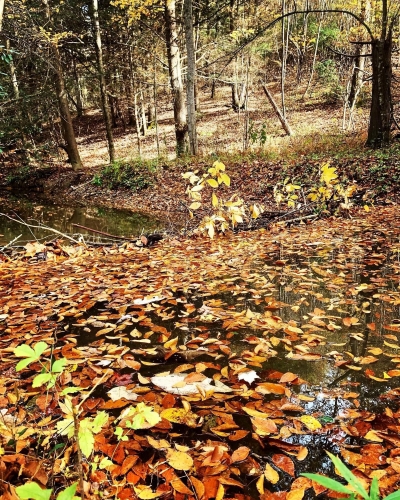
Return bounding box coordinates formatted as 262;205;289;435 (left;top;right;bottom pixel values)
1;206;400;498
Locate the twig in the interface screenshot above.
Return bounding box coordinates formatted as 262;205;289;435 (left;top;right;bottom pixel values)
276;214;318;224
0;234;22;252
0;213;83;245
71;223;133;241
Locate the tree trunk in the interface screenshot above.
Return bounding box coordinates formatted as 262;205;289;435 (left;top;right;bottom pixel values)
72;55;84;117
367;32;392;148
43;0;82;170
184;0;198;155
92;0;115;162
125;46;136;127
165;0;187;156
349;0;370;108
262;84;293;136
52;43;83;170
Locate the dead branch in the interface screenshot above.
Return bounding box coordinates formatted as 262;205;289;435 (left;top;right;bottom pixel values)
0;213;83;245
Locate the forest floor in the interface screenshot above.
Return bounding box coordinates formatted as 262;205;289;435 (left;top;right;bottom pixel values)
1;81;392;227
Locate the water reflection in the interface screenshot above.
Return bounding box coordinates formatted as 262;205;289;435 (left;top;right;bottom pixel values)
0;195;163;244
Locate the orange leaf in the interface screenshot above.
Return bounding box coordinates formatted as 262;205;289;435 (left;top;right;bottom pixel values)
279;372;298;383
272;454;295;477
171;478;193;495
189;477;205;499
231;446;250;463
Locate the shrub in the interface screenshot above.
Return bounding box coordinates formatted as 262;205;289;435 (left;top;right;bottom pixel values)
96;159;157;191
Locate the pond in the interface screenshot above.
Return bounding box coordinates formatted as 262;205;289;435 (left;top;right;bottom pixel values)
2;207;400;498
0;193;164;245
59;215;400;497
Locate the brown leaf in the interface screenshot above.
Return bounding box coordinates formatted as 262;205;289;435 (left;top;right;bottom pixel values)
272;454;295;477
231;446;250;463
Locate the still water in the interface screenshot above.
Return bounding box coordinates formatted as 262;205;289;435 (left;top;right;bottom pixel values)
0;194;163;245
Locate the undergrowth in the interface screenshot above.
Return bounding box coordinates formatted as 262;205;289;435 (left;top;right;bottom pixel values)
93;158;158;191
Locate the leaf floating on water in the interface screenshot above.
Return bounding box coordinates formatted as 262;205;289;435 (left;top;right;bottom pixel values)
238;370;260;384
231;446;250;463
264;463;280;484
299;416;322;431
107;386;138;402
160;408;198;427
151;373;232;395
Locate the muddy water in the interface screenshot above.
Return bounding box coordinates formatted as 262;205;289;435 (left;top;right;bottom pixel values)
0;195;163;245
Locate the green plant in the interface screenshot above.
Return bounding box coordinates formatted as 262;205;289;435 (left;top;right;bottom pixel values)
14;341;66;389
16;481;78;500
92;174;102;186
248;121;268;147
99;159;157;191
6;165;31;185
302;451;400;500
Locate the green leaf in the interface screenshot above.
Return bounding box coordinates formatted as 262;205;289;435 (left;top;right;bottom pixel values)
78;419;95;457
385;492;400;500
91;411;108;433
14;345;36;359
301;473;353;494
16;358;36;372
15;482;52;500
369;477;380;500
56;483;78;500
52;358;66;373
33;342;48;357
32;373;53;388
327;452;369;499
61;387;82;396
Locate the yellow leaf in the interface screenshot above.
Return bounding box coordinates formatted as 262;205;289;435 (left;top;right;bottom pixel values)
264;463;279;484
364;431;383;442
299;415;322;431
134;486;162;499
212;193;219;207
256;474;264;495
215;483;225;500
364;205;370;212
160;408;198;428
213;160;225;171
287;489;305;500
320;162;338;186
189;202;201;210
220;173;231;186
166;450;194;470
207;178;219;188
164;337;178;350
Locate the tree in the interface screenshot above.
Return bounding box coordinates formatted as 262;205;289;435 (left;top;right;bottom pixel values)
43;0;83;170
165;0;187;156
184;0;198;155
225;2;399;148
92;0;115;163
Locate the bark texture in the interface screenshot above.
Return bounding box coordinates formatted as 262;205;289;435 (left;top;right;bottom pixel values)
184;0;198;155
165;0;187;156
92;0;115;162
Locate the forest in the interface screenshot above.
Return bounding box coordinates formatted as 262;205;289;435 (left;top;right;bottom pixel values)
1;0;400;499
